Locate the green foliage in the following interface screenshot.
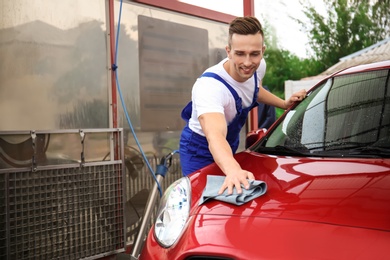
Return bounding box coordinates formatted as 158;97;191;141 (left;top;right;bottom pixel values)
256;20;322;122
296;0;390;71
263;48;322;96
260;0;389;114
261;47;322;120
261;17;323;103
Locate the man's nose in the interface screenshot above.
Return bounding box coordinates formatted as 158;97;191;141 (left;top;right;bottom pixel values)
243;55;252;66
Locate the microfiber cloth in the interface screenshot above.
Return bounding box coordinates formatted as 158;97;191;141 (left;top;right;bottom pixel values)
199;175;267;206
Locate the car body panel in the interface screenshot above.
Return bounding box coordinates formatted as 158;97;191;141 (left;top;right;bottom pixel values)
191;153;390;232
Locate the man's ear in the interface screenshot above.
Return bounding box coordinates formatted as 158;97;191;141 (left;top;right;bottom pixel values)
225;45;231;59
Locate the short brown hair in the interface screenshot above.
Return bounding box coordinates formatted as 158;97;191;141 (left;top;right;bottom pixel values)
228;16;264;47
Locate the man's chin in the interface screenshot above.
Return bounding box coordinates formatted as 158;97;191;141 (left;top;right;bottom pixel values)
238;72;253;81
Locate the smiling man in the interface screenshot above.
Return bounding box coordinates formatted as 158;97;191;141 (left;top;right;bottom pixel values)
180;16;306;195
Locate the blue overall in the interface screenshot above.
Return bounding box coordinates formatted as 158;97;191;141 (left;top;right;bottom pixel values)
179;72;259;176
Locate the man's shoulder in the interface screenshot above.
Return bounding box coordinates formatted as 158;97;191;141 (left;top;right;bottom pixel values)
203;58;227;74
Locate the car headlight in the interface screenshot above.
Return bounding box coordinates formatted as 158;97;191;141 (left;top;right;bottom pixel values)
154;177;191;247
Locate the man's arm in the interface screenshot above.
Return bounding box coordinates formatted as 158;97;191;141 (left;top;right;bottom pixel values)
198;112;254;195
257;85;307;109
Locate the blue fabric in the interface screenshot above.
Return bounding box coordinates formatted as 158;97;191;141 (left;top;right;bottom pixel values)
258;86;276;129
199;175;267;205
180;72;259;176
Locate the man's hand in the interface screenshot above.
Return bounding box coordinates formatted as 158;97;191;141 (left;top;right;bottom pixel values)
285;89;307;108
218;169;255;195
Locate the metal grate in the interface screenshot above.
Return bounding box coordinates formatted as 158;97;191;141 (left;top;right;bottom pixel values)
0;129;126;260
5;164;125;260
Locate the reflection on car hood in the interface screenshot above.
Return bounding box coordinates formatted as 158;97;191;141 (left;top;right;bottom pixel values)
190;152;390;232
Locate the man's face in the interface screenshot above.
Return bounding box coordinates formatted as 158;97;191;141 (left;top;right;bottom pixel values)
226;32;265;82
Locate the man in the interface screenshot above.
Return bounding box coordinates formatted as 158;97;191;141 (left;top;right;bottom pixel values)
180;16;306;195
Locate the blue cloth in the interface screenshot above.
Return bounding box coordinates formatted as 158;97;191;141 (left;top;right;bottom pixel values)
199;175;267;205
180;72;259;176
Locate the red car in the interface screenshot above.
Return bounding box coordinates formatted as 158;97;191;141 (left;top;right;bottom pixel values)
139;60;390;260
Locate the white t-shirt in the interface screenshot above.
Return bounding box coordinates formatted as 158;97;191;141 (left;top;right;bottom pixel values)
188;58;266;136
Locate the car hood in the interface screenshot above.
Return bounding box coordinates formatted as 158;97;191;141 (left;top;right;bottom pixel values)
171;213;389;260
189;152;390;232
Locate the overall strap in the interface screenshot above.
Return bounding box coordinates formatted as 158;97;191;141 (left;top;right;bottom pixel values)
202;72;258;105
201;72;240;101
253;72;258;93
250;72;259;109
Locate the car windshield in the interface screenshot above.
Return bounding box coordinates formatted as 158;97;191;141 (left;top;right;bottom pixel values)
253;69;390;158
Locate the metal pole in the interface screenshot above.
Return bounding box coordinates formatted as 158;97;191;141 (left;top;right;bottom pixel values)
130;174;164;259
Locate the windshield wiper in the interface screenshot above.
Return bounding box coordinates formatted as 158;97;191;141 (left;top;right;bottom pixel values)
347;146;390;158
259;144;390;158
308;146;390;158
259;145;309;156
